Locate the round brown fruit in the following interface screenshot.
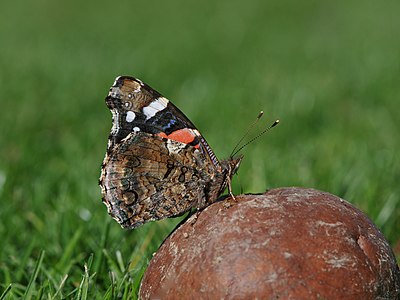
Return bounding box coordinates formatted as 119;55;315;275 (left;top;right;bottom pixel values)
139;187;400;299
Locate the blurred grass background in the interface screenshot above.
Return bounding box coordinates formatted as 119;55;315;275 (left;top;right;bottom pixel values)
1;0;399;298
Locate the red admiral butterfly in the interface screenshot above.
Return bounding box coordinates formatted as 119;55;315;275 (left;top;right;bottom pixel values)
99;76;242;229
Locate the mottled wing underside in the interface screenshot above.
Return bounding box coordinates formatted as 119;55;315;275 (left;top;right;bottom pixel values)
100;76;242;229
101;132;227;229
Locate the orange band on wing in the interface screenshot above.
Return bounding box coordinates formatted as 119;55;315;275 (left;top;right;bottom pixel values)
157;129;200;149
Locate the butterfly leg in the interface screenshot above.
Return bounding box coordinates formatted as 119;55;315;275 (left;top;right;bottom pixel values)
222;178;238;208
227;177;236;201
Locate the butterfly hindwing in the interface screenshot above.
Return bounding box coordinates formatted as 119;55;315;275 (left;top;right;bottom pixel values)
101;131;225;229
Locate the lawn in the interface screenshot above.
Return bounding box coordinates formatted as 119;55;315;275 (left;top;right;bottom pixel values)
1;0;399;298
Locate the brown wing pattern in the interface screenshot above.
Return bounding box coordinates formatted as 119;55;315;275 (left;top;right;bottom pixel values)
100;131;226;229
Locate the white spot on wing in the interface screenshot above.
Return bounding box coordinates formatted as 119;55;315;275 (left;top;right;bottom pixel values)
133;127;140;132
192;129;201;136
167;139;186;154
142;106;158;120
143;97;169;120
126;111;136;122
158;97;169;106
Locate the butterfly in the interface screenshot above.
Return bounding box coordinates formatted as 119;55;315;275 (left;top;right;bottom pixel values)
99;76;242;229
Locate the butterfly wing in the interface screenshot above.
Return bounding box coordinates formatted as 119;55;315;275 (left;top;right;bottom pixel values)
106;76;220;169
100;131;225;229
100;76;242;229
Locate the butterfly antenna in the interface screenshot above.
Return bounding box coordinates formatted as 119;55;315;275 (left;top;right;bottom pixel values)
231;119;279;157
230;111;264;158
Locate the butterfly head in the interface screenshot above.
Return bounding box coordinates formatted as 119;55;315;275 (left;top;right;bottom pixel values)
215;155;243;198
224;154;243;178
231;155;243;175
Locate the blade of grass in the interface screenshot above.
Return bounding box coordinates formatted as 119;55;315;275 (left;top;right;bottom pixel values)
131;264;147;298
102;271;116;300
102;249;122;278
0;284;12;300
50;274;68;300
115;251;125;274
23;250;45;300
55;227;83;274
15;239;36;282
75;254;93;300
92;219;110;275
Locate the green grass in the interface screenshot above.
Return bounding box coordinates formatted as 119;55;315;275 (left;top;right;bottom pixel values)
1;0;399;298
